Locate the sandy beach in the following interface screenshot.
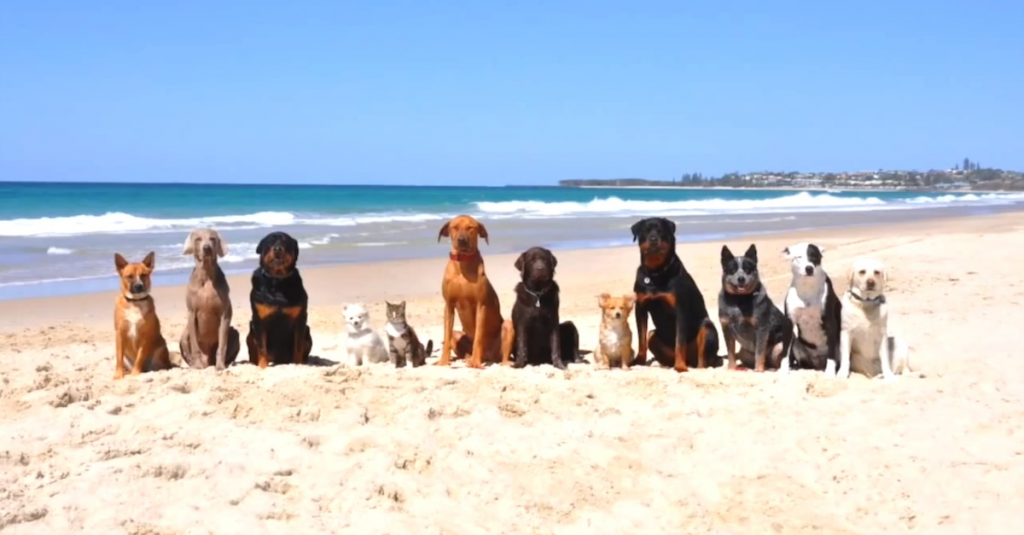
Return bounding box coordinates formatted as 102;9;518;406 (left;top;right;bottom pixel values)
2;211;1023;534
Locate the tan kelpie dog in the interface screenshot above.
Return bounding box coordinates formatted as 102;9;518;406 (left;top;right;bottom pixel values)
113;252;174;379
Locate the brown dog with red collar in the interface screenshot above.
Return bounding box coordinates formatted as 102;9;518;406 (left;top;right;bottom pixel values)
437;215;514;368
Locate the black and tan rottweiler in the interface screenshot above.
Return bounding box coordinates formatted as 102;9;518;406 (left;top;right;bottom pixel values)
246;231;313;368
631;217;720;372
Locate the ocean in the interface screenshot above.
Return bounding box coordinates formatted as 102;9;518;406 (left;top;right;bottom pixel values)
2;182;1023;301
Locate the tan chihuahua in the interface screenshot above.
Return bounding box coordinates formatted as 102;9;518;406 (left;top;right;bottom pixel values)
595;293;636;370
113;252;174;379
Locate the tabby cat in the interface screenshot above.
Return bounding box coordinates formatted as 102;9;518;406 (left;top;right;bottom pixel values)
384;301;433;368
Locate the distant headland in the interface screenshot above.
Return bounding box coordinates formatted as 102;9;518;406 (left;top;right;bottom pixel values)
558;158;1023;191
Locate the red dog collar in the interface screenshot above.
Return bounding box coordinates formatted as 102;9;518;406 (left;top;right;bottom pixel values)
449;251;479;262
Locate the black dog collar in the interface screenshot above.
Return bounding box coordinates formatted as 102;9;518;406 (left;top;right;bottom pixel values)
124;294;150;302
639;254;681;287
848;291;885;305
261;268;296;280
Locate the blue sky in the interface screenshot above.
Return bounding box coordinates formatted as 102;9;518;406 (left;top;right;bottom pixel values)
1;1;1021;186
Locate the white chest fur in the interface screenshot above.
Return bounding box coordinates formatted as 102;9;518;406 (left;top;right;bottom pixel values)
599;322;632;352
123;302;147;342
786;279;828;347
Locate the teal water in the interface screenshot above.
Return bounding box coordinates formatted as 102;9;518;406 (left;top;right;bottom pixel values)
1;182;1022;300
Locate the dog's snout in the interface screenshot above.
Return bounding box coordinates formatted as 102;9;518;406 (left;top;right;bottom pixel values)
614;311;622;319
804;265;814;276
456;235;469;245
736;276;747;286
201;243;214;253
130;282;145;293
866;279;877;290
272;244;283;254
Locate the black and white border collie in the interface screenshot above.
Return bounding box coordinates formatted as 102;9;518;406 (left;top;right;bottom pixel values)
782;242;842;375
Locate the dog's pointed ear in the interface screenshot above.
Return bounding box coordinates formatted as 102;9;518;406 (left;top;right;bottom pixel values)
437;221;451;243
720;245;734;266
114;253;128;273
182;231;196;256
623;294;636;308
514;252;526;273
630;220;644;243
216;232;228;258
745;243;757;263
597;292;611;307
478;222;489;245
142;251;156;271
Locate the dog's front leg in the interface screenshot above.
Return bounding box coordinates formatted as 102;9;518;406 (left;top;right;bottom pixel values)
837;330;852;379
215;312;230;370
673;315;689;373
513;321;529;369
256;323;270;369
468;302;488;369
720;318;737;370
437;301;456;366
878;330;897;380
114;333;126;380
753;327;768;373
132;338;153;376
634;299;649;366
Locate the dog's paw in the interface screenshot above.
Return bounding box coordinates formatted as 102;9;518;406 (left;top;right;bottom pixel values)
881;373;899;382
836;367;850;379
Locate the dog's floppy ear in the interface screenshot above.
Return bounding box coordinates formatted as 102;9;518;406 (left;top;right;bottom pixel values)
744;243;757;263
597;292;611;307
720;245;734;266
437;221;451;243
514;251;526;273
477;222;489;245
548;249;557;269
781;246;791;259
630;220;645;243
182;231;196;256
663;218;676;236
256;235;268;255
846;264;856;288
214;232;228;258
286;233;299;260
142;251;156;271
114;253;128;273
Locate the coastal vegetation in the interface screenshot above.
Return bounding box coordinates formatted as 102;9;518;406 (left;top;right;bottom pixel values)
559;158;1024;191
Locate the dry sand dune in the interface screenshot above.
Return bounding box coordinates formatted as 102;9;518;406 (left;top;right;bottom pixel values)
2;212;1023;534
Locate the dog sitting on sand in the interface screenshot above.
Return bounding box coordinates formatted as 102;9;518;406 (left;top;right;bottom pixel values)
718;244;794;372
838;258;911;380
783;242;843;375
344;303;389;366
113;252;175;379
594;293;636;370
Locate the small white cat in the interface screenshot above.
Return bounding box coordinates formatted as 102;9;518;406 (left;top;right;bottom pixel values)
343;303;389;366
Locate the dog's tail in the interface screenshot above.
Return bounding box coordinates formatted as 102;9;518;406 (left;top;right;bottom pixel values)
424;339;434;356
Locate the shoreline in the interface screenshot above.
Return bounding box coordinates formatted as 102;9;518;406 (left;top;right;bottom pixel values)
2;209;1020;332
3;201;1024;303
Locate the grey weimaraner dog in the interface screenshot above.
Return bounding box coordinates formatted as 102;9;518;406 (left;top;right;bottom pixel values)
180;228;240;369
